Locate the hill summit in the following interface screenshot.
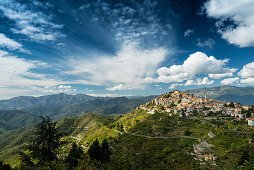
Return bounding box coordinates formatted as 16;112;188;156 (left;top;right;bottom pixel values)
138;90;253;118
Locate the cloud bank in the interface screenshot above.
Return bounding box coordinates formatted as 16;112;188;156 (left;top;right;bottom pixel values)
204;0;254;47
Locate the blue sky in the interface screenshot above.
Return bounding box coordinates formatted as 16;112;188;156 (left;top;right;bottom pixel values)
0;0;254;99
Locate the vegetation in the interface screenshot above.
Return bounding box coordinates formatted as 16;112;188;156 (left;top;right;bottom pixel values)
0;109;254;169
28;116;63;165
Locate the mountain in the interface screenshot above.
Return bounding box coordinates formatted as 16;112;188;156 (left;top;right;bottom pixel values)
0;110;40;133
22;96;158;120
186;85;254;105
0;93;98;110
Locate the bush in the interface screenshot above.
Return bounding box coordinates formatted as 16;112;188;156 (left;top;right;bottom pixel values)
184;130;192;136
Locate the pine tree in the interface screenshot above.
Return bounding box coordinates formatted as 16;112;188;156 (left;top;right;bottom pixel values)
28;116;63;165
101;139;112;163
65;142;84;168
88;139;101;161
19;152;34;167
0;161;11;170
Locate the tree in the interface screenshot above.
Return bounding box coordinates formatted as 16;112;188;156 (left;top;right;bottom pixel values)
0;161;11;170
88;139;101;161
228;102;235;108
28;116;63;164
88;139;112;163
184;130;192;136
19;152;34;167
65;142;84;168
101;139;112;163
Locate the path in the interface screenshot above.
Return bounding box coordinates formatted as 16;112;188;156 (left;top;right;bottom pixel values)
113;128;199;140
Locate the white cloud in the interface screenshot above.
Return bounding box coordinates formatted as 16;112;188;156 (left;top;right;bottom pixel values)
238;62;254;84
240;78;254;84
184;29;194;37
168;83;183;89
58;85;71;89
185;77;214;86
196;38;215;48
0;33;29;53
66;42;168;90
156;51;236;83
154;84;162;89
43;85;76;93
0;33;21;50
208;72;234;79
107;84;125;91
204;0;254;47
0;0;63;41
0;50;69;97
221;77;239;85
87;93;132;97
238;62;254;78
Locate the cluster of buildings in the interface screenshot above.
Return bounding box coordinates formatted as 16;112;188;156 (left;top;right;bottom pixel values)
137;90;254;126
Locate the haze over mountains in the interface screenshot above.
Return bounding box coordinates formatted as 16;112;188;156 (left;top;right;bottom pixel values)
187;85;254;105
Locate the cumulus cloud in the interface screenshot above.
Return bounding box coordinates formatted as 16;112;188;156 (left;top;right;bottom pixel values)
238;62;254;78
156;51;236;83
168;83;183;89
221;77;239;85
0;0;63;41
203;0;254;47
184;29;194;37
185;77;214;86
238;62;254;84
208;72;234;79
66;42;168;91
240;78;254;84
196;38;215;48
107;84;125;91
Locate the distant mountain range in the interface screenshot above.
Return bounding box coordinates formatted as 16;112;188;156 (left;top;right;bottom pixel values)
0;94;157;132
0;93;101;110
1;85;253;133
186;85;254;105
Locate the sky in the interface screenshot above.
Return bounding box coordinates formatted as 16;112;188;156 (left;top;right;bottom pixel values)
0;0;254;99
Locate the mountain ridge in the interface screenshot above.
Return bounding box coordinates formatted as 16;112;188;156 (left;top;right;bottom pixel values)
186;85;254;105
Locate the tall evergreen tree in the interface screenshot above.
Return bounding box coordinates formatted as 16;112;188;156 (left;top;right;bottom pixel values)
28;116;63;164
0;161;11;170
65;142;84;168
88;139;101;161
101;139;112;163
19;152;34;167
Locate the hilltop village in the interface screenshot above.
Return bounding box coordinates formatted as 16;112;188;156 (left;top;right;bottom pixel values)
138;90;254;125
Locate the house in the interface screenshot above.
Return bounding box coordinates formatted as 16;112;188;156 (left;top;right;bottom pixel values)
243;105;251;110
235;107;242;114
203;154;214;161
208;131;215;138
246;118;254;126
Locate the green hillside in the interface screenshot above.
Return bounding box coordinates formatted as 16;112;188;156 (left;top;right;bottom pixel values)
22;96;158;120
0;109;253;169
0;110;40;133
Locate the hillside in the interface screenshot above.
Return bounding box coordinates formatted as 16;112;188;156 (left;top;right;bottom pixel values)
21;96;158;120
186;85;254;105
0;95;157;133
0;110;40;133
0;109;253;169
